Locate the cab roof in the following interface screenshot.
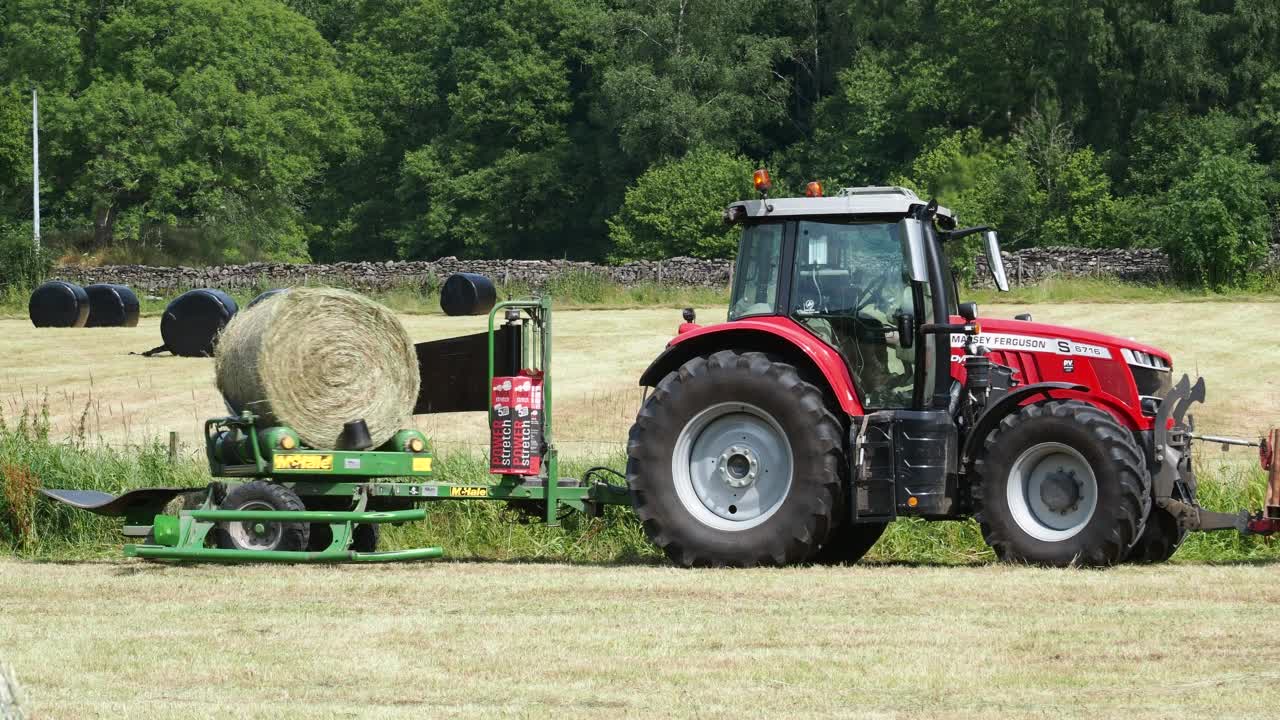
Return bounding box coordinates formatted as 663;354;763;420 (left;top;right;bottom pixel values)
726;186;954;224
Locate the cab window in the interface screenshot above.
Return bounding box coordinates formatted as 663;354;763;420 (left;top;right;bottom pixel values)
728;223;783;320
789;221;919;409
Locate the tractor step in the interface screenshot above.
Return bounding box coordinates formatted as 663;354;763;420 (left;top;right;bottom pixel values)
851;417;896;523
851;411;958;522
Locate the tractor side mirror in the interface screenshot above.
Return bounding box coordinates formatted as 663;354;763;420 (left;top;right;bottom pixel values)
896;312;915;349
898;219;929;282
958;302;978;321
984;231;1010;292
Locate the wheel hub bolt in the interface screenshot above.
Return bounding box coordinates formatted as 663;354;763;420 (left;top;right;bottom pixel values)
720;446;759;488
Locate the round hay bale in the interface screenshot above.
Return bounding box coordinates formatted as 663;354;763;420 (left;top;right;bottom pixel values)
248;288;289;308
161;289;239;357
440;272;497;316
28;281;90;328
215;288;419;449
84;283;140;327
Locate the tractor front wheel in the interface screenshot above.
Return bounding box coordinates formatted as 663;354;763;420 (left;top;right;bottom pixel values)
216;481;310;553
972;400;1149;567
627;350;842;567
1126;506;1187;563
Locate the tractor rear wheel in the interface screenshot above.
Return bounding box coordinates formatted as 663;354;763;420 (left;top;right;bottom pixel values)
352;523;380;553
627;350;842;567
216;481;310;552
972;400;1149;567
811;522;887;565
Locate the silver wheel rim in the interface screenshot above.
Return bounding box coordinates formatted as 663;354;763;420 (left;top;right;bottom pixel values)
1006;442;1098;542
672;402;793;532
226;500;282;550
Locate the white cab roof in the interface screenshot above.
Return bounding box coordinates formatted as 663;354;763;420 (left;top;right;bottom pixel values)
727;186;954;221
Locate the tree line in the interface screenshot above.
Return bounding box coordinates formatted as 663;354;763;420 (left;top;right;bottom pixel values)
1;0;1277;286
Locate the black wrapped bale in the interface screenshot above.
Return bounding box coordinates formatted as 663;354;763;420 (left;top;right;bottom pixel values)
440;272;497;316
161;289;239;357
248;288;289;308
28;281;90;328
84;284;140;328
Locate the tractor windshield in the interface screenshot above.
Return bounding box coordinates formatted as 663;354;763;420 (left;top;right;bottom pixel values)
728;223;784;319
790;221;921;408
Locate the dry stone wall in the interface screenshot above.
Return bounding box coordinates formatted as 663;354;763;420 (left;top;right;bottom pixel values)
50;245;1280;294
973;247;1171;286
51;256;733;294
973;244;1280;286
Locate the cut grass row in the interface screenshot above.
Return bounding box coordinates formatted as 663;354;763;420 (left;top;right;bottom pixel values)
3;415;1276;565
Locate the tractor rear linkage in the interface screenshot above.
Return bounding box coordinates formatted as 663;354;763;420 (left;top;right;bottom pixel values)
41;297;632;563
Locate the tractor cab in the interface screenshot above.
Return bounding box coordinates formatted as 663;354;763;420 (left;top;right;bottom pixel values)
723;183;1009;411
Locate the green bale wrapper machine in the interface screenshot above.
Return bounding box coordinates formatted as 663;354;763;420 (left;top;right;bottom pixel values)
42;290;632;563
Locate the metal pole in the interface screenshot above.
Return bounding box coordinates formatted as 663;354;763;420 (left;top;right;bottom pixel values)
31;87;40;253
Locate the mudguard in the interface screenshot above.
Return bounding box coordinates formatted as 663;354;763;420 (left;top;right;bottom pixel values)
960;382;1089;465
638;318;865;415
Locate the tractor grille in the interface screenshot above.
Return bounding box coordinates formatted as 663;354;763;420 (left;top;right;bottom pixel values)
987;351;1040;384
1130;365;1173;399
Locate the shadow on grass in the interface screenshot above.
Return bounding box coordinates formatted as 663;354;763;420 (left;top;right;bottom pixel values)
7;550;670;570
11;550;1280;570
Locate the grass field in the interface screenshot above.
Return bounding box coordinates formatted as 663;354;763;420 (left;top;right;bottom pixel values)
2;561;1279;719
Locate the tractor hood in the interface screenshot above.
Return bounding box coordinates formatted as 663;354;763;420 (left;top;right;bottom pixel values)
969;316;1172;368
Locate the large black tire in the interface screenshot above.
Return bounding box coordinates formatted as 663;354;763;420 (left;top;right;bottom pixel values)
811;522;887;565
352;523;380;553
972;400;1150;567
306;522;379;552
1125;507;1185;563
216;481;310;552
627;350;842;567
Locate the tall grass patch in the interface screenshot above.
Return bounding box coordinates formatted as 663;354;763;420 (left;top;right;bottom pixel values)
5;423;1278;564
0;405;207;558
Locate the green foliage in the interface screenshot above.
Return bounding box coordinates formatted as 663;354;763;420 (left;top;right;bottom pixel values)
0;223;50;292
608;147;754;260
898;113;1135;274
1121;111;1277;287
599;0;791;167
3;0;1280;264
5;419;1277;564
1160;154;1272;288
2;0;355;263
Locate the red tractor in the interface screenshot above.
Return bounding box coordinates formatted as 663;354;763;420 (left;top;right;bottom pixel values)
627;179;1267;567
